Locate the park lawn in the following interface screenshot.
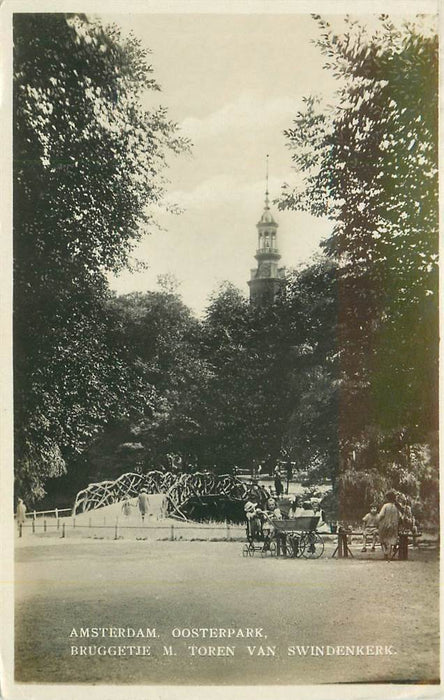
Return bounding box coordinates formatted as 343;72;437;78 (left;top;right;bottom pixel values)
15;540;439;686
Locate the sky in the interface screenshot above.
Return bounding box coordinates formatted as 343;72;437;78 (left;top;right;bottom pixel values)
99;12;340;315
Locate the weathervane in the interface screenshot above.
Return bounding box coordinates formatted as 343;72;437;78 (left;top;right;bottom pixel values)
265;153;270;209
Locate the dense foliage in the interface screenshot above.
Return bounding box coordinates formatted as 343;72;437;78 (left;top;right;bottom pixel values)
14;13;187;501
63;264;337;486
279;15;438;519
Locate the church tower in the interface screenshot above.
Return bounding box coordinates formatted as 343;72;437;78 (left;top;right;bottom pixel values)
248;156;285;304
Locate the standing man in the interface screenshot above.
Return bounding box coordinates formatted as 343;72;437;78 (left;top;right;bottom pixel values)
138;489;150;522
16;498;27;529
274;466;283;501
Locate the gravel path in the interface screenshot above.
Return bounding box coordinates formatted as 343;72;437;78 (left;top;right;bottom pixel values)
15;539;439;685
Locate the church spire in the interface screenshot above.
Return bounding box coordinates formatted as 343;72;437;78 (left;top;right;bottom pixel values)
247;155;286;304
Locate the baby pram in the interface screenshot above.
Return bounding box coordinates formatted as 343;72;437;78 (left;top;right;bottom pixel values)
271;516;324;559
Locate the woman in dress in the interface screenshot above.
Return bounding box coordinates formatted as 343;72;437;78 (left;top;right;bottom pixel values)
16;498;27;529
377;491;400;561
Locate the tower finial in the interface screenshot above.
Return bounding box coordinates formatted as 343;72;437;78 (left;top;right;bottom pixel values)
265;154;270;209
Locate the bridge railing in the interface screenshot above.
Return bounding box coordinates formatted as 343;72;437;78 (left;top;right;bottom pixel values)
71;470;269;520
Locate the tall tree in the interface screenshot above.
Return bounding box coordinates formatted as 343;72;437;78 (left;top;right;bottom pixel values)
108;288;208;471
277;259;339;484
279;16;438;471
14;14;188;501
198;278;335;474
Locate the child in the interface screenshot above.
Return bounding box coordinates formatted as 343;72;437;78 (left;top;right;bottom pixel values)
362;505;379;552
259;498;281;550
121;496;132;517
244;500;261;539
266;497;282;520
288;496;305;518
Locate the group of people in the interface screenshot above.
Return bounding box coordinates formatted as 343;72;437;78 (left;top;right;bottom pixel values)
287;496;325;520
244;497;282;545
121;489;151;521
244;494;325;544
244;489;417;562
361;491;418;560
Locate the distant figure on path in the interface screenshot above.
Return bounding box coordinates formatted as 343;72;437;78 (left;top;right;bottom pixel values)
377;491;400;561
16;498;27;528
121;496;132;517
285;461;292;494
274;471;283;500
138;489;150;522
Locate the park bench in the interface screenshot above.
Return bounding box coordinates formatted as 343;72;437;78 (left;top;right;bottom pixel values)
332;529;421;560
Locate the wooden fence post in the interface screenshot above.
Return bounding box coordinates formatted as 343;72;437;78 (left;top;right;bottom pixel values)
398;534;409;560
337;532;343;558
170;524;174;541
62;523;66;538
19;523;22;538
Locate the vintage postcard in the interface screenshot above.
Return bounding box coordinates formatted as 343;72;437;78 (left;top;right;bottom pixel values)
1;0;440;698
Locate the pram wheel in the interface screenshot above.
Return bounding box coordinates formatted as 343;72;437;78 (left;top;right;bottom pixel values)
261;538;271;557
301;531;324;559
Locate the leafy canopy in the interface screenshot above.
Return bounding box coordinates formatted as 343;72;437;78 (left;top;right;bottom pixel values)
14;13;188;501
279;15;438;441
